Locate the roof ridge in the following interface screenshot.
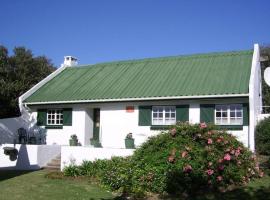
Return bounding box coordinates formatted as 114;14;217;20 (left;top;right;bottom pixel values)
70;49;253;69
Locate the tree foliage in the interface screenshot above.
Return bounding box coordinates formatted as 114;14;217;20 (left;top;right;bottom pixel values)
0;45;55;118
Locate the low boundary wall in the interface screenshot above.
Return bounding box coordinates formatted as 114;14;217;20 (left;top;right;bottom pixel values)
0;144;61;170
61;146;134;170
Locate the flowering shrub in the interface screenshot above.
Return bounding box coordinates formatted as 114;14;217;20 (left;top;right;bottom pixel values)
130;122;263;195
64;122;263;196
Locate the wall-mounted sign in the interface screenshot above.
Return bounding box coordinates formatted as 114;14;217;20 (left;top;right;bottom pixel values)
126;106;134;113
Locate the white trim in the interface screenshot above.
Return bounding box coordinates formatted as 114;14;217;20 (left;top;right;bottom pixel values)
25;93;249;106
18;65;68;112
248;44;260;151
152;106;176;125
214;104;243;125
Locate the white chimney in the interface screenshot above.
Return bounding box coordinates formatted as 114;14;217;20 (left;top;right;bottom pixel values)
61;56;78;67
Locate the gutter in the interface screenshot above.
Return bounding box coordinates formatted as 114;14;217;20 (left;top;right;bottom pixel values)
18;65;68;113
24;93;249;106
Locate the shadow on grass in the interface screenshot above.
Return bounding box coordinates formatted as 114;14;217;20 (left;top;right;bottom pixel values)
0;169;36;181
99;185;270;200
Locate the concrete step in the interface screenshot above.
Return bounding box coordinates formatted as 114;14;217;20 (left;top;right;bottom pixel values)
44;154;61;171
47;162;60;167
43;165;60;171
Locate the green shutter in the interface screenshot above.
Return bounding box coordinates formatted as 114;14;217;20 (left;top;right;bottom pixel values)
138;106;151;126
200;104;215;123
176;105;189;122
243;103;249;126
63;108;72;126
37;109;47;126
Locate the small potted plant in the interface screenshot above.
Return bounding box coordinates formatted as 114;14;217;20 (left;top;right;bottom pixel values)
3;147;18;161
69;134;78;146
125;133;135;149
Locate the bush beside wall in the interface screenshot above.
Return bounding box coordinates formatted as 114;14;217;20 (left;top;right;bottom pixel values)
64;122;263;196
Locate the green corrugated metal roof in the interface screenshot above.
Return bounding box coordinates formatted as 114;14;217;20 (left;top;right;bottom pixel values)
24;50;253;103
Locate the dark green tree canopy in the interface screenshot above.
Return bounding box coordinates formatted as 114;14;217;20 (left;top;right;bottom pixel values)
0;45;56;118
261;45;270;112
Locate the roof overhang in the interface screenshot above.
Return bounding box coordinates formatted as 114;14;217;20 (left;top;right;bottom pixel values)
24;93;249;106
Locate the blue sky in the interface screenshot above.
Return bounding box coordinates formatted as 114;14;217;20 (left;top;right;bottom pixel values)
1;0;270;67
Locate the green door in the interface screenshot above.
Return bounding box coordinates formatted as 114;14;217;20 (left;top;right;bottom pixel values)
93;108;100;141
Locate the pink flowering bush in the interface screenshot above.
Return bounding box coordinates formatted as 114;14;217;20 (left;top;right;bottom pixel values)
130;122;263;195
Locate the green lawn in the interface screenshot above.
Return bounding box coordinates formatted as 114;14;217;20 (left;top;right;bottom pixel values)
2;170;270;199
0;170;116;200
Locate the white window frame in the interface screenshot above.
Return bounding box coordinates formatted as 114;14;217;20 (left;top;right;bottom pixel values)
152;106;176;125
215;104;243;125
47;109;63;125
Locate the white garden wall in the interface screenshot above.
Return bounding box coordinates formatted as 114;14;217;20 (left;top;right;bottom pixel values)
0;144;60;170
61;146;134;170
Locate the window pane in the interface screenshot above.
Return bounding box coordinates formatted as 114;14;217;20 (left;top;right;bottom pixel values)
221;105;227;110
230;112;235;117
165;113;170;118
158;113;163;118
222;112;227;117
171;113;175;118
236;112;242;117
216;112;221;117
153;113;157;118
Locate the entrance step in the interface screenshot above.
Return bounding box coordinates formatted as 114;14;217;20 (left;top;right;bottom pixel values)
44;154;61;171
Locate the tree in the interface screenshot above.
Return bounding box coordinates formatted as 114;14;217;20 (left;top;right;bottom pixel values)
260;45;270;113
0;45;56;118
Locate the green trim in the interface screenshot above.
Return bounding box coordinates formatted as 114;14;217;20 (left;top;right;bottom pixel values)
138;106;151;126
217;125;243;130
150;125;170;130
200;104;215;123
176;105;189;122
37;109;47;126
45;125;63;129
243;103;249;126
63;108;72;126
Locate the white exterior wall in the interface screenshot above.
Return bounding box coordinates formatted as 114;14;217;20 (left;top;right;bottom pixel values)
28;99;250;149
189;104;200;123
0;144;60;170
99;99;250;148
30;106;92;146
249;44;262;151
61;146;134;170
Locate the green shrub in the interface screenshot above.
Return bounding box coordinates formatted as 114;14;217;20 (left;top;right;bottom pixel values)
63;164;81;177
79;160;96;176
63;122;263;196
97;157;132;192
130;122;262;195
256;117;270;155
63;157;132;192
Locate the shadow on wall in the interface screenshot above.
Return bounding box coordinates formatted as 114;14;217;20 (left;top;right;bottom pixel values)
0;115;47;145
0;145;39;171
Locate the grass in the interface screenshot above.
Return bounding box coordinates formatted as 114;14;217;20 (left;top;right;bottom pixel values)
2;169;270;199
0;170;116;200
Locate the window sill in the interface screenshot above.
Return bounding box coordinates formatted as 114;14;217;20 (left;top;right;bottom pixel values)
216;125;243;130
45;125;63;129
150;125;171;130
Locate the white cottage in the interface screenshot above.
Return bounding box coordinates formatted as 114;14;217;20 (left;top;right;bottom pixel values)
19;44;262;151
